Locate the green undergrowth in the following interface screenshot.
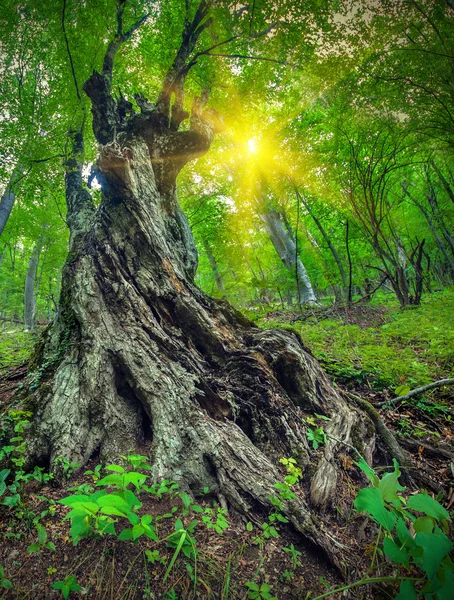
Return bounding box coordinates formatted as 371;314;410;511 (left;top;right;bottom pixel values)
260;289;454;391
0;329;37;371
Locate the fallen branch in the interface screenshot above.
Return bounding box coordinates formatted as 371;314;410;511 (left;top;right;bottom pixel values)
377;378;454;408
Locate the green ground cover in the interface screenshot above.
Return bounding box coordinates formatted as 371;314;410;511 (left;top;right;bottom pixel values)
261;289;454;392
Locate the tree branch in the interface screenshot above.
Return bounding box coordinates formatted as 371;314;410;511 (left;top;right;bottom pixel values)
377;379;454;408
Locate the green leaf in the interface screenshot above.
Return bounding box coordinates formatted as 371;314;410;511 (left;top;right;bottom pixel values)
354;487;396;531
395;385;411;397
407;494;450;521
37;526;47;545
415;531;453;578
105;464;125;473
132;524;145;540
396;518;415;549
354;457;379;486
96;494;130;512
395;579;417;600
27;543;41;554
58;494;90;507
127;512;140;525
118;528;134;541
96;474;123;487
46;542;56;551
383;537;409;567
413;516;434;534
51;581;64;590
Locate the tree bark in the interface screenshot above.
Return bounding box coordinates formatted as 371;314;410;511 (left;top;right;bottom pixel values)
261;210;318;305
24;227;48;331
0;165;23;239
23;1;390;568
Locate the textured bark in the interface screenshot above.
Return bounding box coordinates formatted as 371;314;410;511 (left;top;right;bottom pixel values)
23;1;380;569
261;211;318;305
24;129;377;565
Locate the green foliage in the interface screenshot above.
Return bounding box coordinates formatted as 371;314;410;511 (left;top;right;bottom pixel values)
0;331;36;369
0;564;13;590
51;575;83;599
245;581;278;600
26;524;56;554
354;459;453;599
264;290;454;391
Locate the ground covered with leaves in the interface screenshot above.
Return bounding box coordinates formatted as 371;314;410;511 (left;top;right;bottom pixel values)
0;291;453;600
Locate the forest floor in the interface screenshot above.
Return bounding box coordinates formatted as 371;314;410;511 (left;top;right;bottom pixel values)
0;289;453;600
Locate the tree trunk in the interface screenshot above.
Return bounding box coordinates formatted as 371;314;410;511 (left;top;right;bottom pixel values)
22;3;395;569
294;187;347;290
203;239;225;295
23;245;40;331
260;211;318;305
0;165;23;239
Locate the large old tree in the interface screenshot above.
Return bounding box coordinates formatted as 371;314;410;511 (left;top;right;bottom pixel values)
24;0;404;565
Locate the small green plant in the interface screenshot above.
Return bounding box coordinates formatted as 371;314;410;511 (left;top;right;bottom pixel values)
162;588;178;600
47;567;57;576
0;564;12;590
164;518;198;582
55;457;80;480
283;543;302;570
279;457;302;485
27;525;56;554
84;464;102;482
244;581;278;600
354;457;453;599
145;549;165;565
201;505;229;534
51;575;83;599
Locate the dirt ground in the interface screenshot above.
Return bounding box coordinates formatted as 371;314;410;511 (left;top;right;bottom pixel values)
1;319;453;599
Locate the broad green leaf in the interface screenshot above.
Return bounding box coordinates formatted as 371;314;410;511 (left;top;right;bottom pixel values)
27;543;41;554
127;512;140;525
96;494;130;512
413;516;434;534
58;495;91;507
383;537;409;567
99;506;127;517
132;524;145;540
96;474;123;487
105;465;125;473
407;494;450;521
415;532;453;579
395;579;417;600
354;487;396;531
396;518;415;549
395;385;411;397
118;528;134;541
37;526;47;545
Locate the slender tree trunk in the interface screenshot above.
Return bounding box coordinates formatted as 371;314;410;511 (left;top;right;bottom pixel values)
24;226;47;331
0;165;24;239
346;220;353;304
260;211;318;305
203;239;225;295
295;187;347;289
430;160;454;205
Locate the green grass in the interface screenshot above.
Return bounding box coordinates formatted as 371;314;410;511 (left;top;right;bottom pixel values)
0;329;37;371
261;289;454;392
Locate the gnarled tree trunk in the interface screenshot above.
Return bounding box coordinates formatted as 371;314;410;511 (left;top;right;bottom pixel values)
23;0;384;568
